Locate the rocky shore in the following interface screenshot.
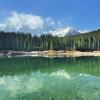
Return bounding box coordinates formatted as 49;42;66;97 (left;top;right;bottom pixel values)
39;50;100;57
0;50;100;58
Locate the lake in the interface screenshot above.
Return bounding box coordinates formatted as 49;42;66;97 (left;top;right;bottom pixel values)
0;56;100;100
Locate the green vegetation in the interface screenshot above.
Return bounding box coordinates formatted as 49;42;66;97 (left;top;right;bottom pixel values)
0;29;100;51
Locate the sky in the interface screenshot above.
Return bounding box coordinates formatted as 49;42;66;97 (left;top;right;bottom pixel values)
0;0;100;35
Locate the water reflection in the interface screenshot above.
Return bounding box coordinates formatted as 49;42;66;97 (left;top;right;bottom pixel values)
0;57;100;76
0;71;100;100
0;72;42;99
0;57;100;99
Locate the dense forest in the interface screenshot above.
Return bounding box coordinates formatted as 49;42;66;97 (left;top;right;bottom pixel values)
0;30;100;51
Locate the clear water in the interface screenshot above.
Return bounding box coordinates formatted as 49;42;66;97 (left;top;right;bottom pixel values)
0;57;100;100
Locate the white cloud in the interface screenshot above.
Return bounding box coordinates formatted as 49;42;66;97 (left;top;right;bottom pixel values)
0;24;6;30
0;11;44;31
0;11;77;36
0;11;61;34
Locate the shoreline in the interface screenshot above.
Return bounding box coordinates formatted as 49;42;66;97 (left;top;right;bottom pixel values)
40;50;100;57
0;50;100;57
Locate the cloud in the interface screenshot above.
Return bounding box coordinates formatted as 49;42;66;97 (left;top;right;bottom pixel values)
0;11;62;34
0;11;74;35
0;11;45;31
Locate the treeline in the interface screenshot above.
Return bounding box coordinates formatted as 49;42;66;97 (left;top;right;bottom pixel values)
0;30;100;51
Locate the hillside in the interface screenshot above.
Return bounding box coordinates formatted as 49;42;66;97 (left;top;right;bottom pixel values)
0;29;100;51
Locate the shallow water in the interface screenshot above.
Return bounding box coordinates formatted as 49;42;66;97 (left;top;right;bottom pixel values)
0;57;100;100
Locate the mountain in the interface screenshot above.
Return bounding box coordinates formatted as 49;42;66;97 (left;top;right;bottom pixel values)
49;27;79;37
66;29;79;36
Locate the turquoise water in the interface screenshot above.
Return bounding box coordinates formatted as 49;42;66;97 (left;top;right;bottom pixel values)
0;57;100;100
